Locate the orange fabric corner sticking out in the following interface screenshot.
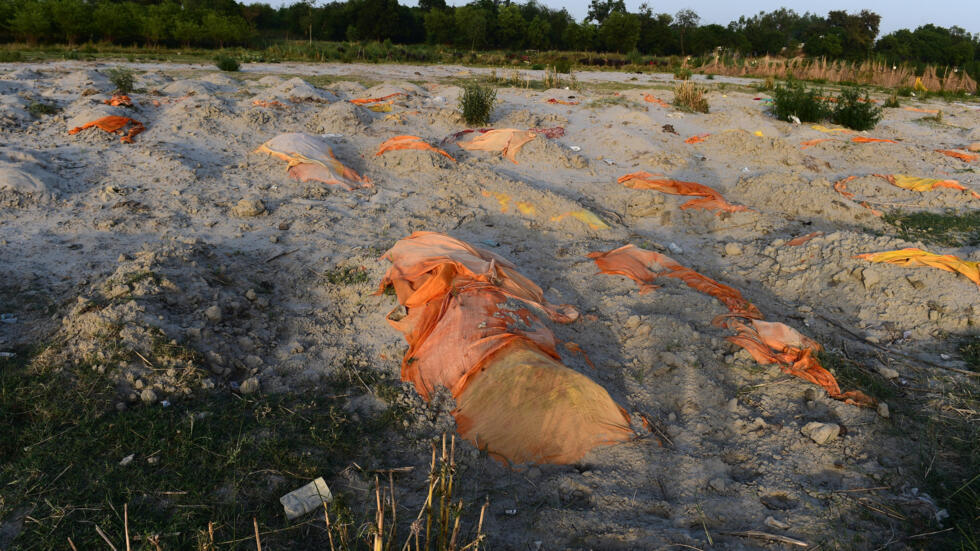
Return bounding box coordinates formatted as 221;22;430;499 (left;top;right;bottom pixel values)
935;149;979;163
547;98;580;105
68;115;145;143
785;232;824;247
618;171;748;215
349;92;405;105
800;138;832;149
375;135;456;162
643;94;670;107
684;134;710;144
852;136;897;144
832;176;883;217
103;94;133;107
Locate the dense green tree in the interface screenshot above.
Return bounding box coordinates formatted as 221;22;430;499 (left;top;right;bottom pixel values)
526;15;550;50
674;8;698;55
454;5;488;49
423;8;453;45
50;0;90;45
598;10;639;52
9;1;52;43
561;21;596;51
585;0;624;24
496;4;526;49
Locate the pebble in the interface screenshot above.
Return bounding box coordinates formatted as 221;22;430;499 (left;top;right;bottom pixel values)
240;376;260;394
801;421;840;445
877;402;890;418
724;242;743;256
877;366;899;379
140;388;158;405
765;516;790;530
231;198;266;217
668;242;683;254
245;289;257;301
205;305;222;323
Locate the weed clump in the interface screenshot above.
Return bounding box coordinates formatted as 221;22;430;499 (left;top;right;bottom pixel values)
882;209;980;247
772;81;831;122
831;87;883;131
554;57;572;74
673;66;692;80
0;50;24;62
883;91;900;108
215;55;240;71
458;81;497;126
27;101;60;117
673;81;708;113
106;67;135;94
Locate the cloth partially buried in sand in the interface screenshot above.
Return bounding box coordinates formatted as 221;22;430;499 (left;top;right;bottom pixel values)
874;174;980;199
588;244;874;406
643;94;670;107
375;135;455;162
855;248;980;287
68;115;145;143
935;149;979;162
833;176;883;216
456;128;537;164
852;136;897;144
349;92;405;105
618;171;748;214
811;124;854;134
546;98;579;105
684;134;710;144
380;231;633;465
550;210;609;229
255;133;370;190
103;94;133;107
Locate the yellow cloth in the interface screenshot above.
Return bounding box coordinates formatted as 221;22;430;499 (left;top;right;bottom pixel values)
856;248;980;287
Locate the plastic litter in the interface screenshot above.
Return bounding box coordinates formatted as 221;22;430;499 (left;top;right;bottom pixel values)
280;477;332;520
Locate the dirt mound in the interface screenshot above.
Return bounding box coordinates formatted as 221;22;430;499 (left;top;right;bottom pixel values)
306;100;373;133
0;148;58;207
495;107;568;128
517;136;588;169
53;69;110;91
735;172;878;226
374;147;456;174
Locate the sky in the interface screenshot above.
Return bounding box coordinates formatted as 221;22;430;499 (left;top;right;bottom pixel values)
388;0;980;36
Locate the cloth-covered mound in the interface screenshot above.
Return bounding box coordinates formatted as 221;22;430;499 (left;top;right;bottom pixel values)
254;133;370;190
380;232;633;465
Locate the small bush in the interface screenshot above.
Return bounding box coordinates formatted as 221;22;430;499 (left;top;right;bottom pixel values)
832;87;883;131
762;76;776;90
530;63;545;70
107;68;135;94
458;81;497;125
673;81;708;113
896;86;914;97
28;101;60;117
673;66;692;80
705;73;715;80
0;50;24;62
215;55;240;72
771;82;831;122
883;92;900;108
554;57;572;74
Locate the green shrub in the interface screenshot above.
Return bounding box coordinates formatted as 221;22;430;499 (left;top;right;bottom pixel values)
673;81;708;113
530;63;545;70
0;50;24;62
896;86;913;97
832;87;883;131
705;73;715;80
28;101;60;117
883;92;900;108
673;66;692;80
458;81;497;126
771;82;831;122
554;57;572;74
215;55;240;72
106;68;135;94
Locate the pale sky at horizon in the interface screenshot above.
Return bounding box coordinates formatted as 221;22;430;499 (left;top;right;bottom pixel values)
269;0;980;37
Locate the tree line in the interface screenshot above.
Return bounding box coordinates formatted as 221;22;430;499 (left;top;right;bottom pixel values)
1;0;978;75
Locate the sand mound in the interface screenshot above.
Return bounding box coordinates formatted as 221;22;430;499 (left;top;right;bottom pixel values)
256;75;284;86
374;148;455;174
135;70;172;90
256;77;337;103
162;79;220;96
326;80;367;96
517;136;588;169
495;108;568;128
0;95;30;127
735;172;876;225
0;148;58;206
51;69;110;91
700;130;804;168
305;101;373;133
1;68;43;81
198;72;240;88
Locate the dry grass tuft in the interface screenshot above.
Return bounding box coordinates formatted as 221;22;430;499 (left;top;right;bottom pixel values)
673;81;709;113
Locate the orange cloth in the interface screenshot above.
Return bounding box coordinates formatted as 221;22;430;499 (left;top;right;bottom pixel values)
375;135;455;162
588;244;874;406
786;232;824;246
684;134;710;144
349;92;405;105
68;115;145;143
833;176;883;216
935;149;979;162
380;232;632;464
800;138;833;149
904;106;939;114
855;248;980;287
103;94;133;107
643;94;670;107
252;99;289;109
547;98;580;105
852;136;897;144
873;174;980;199
618;171;748;214
255;133;371;189
457;128;536;164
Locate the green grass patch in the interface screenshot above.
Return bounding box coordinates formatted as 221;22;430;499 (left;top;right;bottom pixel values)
27;101;60;117
772;81;831;123
817;350;897;402
322;265;370;286
0;347;404;550
882;210;980;247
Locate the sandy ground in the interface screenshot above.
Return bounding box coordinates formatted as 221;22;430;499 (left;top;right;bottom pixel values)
1;60;978;549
